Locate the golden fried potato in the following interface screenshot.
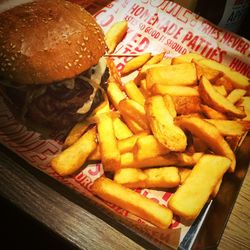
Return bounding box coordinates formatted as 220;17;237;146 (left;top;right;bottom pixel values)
92;177;173;228
105;21;128;53
51;127;97;176
199;76;246;119
168;155;231;219
176;116;236;172
146;63;197;89
145;95;187;151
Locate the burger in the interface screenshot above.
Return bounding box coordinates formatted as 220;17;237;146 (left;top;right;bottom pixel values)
0;0;108;132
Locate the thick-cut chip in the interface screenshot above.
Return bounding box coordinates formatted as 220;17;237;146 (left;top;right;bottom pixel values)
89;132;148;161
120;152;203;170
171;96;201;115
107;82;126;109
213;85;227;96
199;76;246;118
205;119;250;136
200;104;227;119
145;95;187;151
114;167;180;188
145;52;165;65
146;63;197;89
171;53;204;64
63;121;89;148
118;99;149;130
168;155;231;219
113;117;133;140
92;177;173;229
197;59;250;89
114;168;147;188
121;53;152;76
178;168;192;184
105;21;128;53
176;116;236;172
134;135;169;160
124;80;145;106
163;95;177;118
144;167;180;188
122;115;146;134
97;113;121;171
236;96;250;121
214;76;234;93
51;127;97;176
151;84;199;96
118;132;149;153
106;57;122;86
227;89;246;104
193;60;222;82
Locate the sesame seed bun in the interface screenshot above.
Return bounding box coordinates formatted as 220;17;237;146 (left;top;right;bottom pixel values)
0;0;106;85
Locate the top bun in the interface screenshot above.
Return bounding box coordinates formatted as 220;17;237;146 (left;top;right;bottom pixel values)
0;0;106;85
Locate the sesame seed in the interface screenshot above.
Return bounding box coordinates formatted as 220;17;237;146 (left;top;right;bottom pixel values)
76;51;79;55
64;65;69;70
68;62;72;67
83;36;88;41
87;55;90;58
79;55;82;58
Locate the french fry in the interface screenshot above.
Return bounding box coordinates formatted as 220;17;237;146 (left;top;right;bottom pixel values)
214;75;234;93
213;85;227;96
120;152;203;170
124;80;145;106
51;127;97;176
236;96;250;121
118;132;149;153
199;76;246;119
106;57;122;86
139;79;149;97
193;60;223;82
145;95;187;151
134;135;169;160
168;155;231;219
205;119;250;136
144;167;180;188
118;99;149;130
227;89;246;104
151;84;199;97
105;21;128;53
171;53;204;64
114;167;180;188
163;94;177;118
113;117;133;140
92;177;173;229
197;59;250;89
176;116;236;172
89;132;148;161
114;168;147;188
122;115;146;134
200;104;227;119
178;168;191;184
171;96;201;115
146;63;197;89
107;82;126;109
144;52;165;65
63;121;89;148
121;53;152;76
97;113;121;171
158;58;172;65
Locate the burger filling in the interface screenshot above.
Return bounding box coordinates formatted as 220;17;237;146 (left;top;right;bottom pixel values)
1;57;109;130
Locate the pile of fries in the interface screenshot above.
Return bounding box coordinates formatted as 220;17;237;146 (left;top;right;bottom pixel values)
50;21;250;229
